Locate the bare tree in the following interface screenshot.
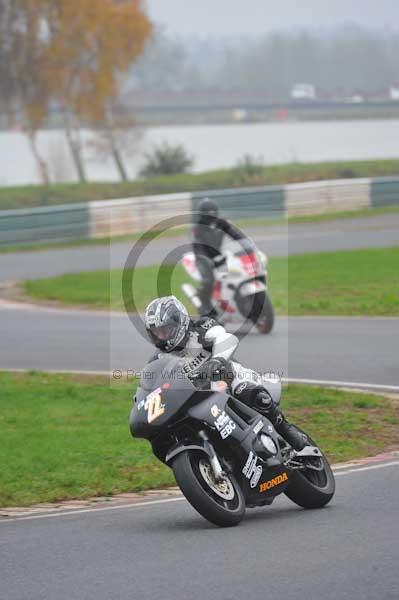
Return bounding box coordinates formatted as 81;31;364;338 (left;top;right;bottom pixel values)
0;0;16;117
88;100;144;181
3;1;51;184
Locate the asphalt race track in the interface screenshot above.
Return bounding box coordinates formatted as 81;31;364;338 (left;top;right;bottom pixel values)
1;306;398;388
1;460;399;600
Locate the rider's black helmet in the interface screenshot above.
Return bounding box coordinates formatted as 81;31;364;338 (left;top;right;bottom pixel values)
144;296;190;352
198;197;219;225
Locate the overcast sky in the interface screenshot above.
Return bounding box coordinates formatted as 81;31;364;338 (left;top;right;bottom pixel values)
146;0;398;37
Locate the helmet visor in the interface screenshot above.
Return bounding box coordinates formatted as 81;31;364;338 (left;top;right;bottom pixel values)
150;324;179;342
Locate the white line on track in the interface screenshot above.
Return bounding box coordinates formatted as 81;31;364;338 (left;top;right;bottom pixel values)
333;461;399;476
0;497;185;523
1;369;398;394
1;460;398;525
283;378;399;393
0;299;125;317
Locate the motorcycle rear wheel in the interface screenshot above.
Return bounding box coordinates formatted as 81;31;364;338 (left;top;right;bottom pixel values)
255;291;275;334
237;290;274;334
172;451;245;527
284;434;335;509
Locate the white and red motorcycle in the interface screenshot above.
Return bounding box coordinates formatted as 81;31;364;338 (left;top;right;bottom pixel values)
181;240;274;334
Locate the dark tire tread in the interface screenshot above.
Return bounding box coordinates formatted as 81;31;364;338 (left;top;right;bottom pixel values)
172;451;245;527
256;291;275;334
284;436;335;509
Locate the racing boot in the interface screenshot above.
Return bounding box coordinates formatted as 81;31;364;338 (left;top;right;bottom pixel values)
255;391;308;451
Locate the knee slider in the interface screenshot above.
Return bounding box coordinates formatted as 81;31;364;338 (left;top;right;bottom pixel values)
254;390;273;412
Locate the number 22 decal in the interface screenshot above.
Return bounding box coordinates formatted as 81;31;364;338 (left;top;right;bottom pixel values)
145;388;165;423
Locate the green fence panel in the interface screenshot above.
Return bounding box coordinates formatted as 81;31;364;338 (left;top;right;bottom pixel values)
191;186;285;222
370;177;399;208
0;203;90;245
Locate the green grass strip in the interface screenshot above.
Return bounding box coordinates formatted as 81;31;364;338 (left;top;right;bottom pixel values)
1;158;399;210
24;247;399;316
0;371;397;507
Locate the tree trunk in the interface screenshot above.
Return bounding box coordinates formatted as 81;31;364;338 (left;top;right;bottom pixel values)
111;144;128;182
27;130;50;185
104;104;129;182
63;115;87;183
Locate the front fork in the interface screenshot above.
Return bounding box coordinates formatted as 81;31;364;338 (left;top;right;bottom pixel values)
198;430;225;482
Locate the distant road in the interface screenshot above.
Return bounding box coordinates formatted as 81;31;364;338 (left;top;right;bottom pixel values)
1;213;398;282
127;91;399;113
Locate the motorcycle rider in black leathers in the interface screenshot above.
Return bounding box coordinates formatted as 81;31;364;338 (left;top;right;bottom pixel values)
144;295;307;450
192;197;254;316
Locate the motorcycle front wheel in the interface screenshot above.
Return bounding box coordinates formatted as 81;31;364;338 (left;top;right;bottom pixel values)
172;451;245;527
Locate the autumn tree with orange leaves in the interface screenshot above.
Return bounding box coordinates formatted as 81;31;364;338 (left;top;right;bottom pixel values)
1;0;152;183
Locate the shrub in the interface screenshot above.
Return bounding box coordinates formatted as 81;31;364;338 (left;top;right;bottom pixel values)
139;143;194;177
235;154;265;182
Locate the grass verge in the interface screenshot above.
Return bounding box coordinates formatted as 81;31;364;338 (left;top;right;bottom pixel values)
24;247;399;316
1;158;399;210
0;371;398;508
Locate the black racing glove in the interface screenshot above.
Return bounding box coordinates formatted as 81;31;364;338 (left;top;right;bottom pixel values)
202;357;234;383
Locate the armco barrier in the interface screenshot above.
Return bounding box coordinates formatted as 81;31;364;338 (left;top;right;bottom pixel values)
285;178;371;216
89;192;191;238
192;185;285;220
1;176;399;246
370;177;399;208
0;202;90;245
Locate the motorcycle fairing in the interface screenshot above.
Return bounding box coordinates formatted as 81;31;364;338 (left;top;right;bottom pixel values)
130;356;215;438
188;393;291;504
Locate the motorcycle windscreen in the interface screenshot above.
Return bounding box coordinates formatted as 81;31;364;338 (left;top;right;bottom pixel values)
130;356;201;438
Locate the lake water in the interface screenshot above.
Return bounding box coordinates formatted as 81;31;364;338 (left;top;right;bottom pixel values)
1;118;399;186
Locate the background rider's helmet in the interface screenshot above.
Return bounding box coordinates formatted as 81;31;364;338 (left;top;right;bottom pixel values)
197;197;219;225
144;296;190;352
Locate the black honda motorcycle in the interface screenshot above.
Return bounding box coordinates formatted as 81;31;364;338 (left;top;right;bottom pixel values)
129;357;335;527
